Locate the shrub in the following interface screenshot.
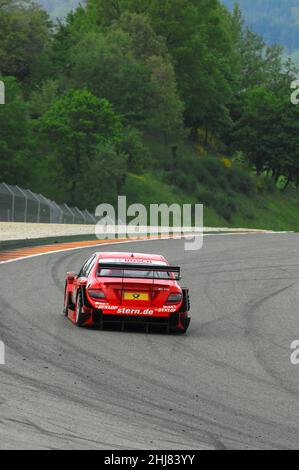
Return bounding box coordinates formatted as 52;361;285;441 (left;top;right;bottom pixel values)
169;170;197;192
256;176;276;193
216;175;230;192
196;189;217;207
227;168;254;195
214;193;238;221
173;154;255;199
201;158;227;179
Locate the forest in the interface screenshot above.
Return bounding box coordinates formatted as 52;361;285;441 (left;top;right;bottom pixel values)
1;0;299;229
39;0;299;54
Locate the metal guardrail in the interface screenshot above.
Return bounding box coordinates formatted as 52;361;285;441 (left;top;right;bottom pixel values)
0;183;97;225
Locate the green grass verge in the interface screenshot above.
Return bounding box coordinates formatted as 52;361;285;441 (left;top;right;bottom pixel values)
122;172;298;232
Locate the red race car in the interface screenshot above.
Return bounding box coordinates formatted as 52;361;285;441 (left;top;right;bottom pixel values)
63;252;191;333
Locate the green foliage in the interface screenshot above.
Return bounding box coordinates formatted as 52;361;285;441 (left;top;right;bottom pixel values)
68;29;151;126
214;193;238;221
196;189;217;208
233;86;299;188
0;0;50;81
65;12;184;141
28;79;59;118
118;127;150;173
76;143;128;209
0;76;32;184
39;89;123;205
2;0;299;229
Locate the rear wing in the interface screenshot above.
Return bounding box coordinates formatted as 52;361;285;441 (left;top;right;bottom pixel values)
97;263;181;280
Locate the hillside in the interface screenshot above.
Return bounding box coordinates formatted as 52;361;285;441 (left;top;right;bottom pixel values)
38;0;299;53
2;0;299;232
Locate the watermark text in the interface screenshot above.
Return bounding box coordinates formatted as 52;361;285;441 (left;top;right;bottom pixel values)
95;197;203;251
291;80;299;105
0;81;5;105
290;340;299;365
0;341;5;365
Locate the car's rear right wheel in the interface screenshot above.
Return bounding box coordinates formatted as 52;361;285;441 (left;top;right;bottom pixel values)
175;316;191;334
170;312;190;334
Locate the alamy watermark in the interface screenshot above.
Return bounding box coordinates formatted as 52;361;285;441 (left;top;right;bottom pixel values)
291;80;299;105
0;80;5;105
95;196;203;251
288;86;299;365
0;341;5;365
290;340;299;365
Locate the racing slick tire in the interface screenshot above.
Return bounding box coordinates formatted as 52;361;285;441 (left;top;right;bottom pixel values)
63;284;69;317
175;317;191;334
75;290;88;327
169;289;191;334
169;312;190;334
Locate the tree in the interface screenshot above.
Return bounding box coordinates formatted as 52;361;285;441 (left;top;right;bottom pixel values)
0;76;32;184
145;55;184;142
0;0;51;82
67;12;184;139
115;11;167;60
233;87;281;175
69;29;151;126
272;98;299;189
84;1;235;136
76;143;128;208
40;89;123;205
233;86;299;185
117;126;150;172
28;79;59;119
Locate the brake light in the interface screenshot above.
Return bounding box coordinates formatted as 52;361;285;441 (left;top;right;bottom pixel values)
166;293;182;304
88;289;106;300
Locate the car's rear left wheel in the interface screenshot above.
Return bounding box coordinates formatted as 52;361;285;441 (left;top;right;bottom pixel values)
63;284;69;316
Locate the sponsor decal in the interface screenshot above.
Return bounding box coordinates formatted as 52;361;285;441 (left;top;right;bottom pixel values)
95;304;176;315
99;258;167;265
95;303;117;310
124;292;149;301
157;307;177;313
117;308;154;316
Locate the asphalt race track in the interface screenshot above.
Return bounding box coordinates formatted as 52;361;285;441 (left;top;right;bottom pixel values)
1;233;299;450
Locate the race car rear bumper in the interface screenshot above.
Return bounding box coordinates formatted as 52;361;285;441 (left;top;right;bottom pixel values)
89;309;190;332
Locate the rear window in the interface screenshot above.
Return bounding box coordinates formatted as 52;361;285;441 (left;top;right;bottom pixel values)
97;266;173;280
